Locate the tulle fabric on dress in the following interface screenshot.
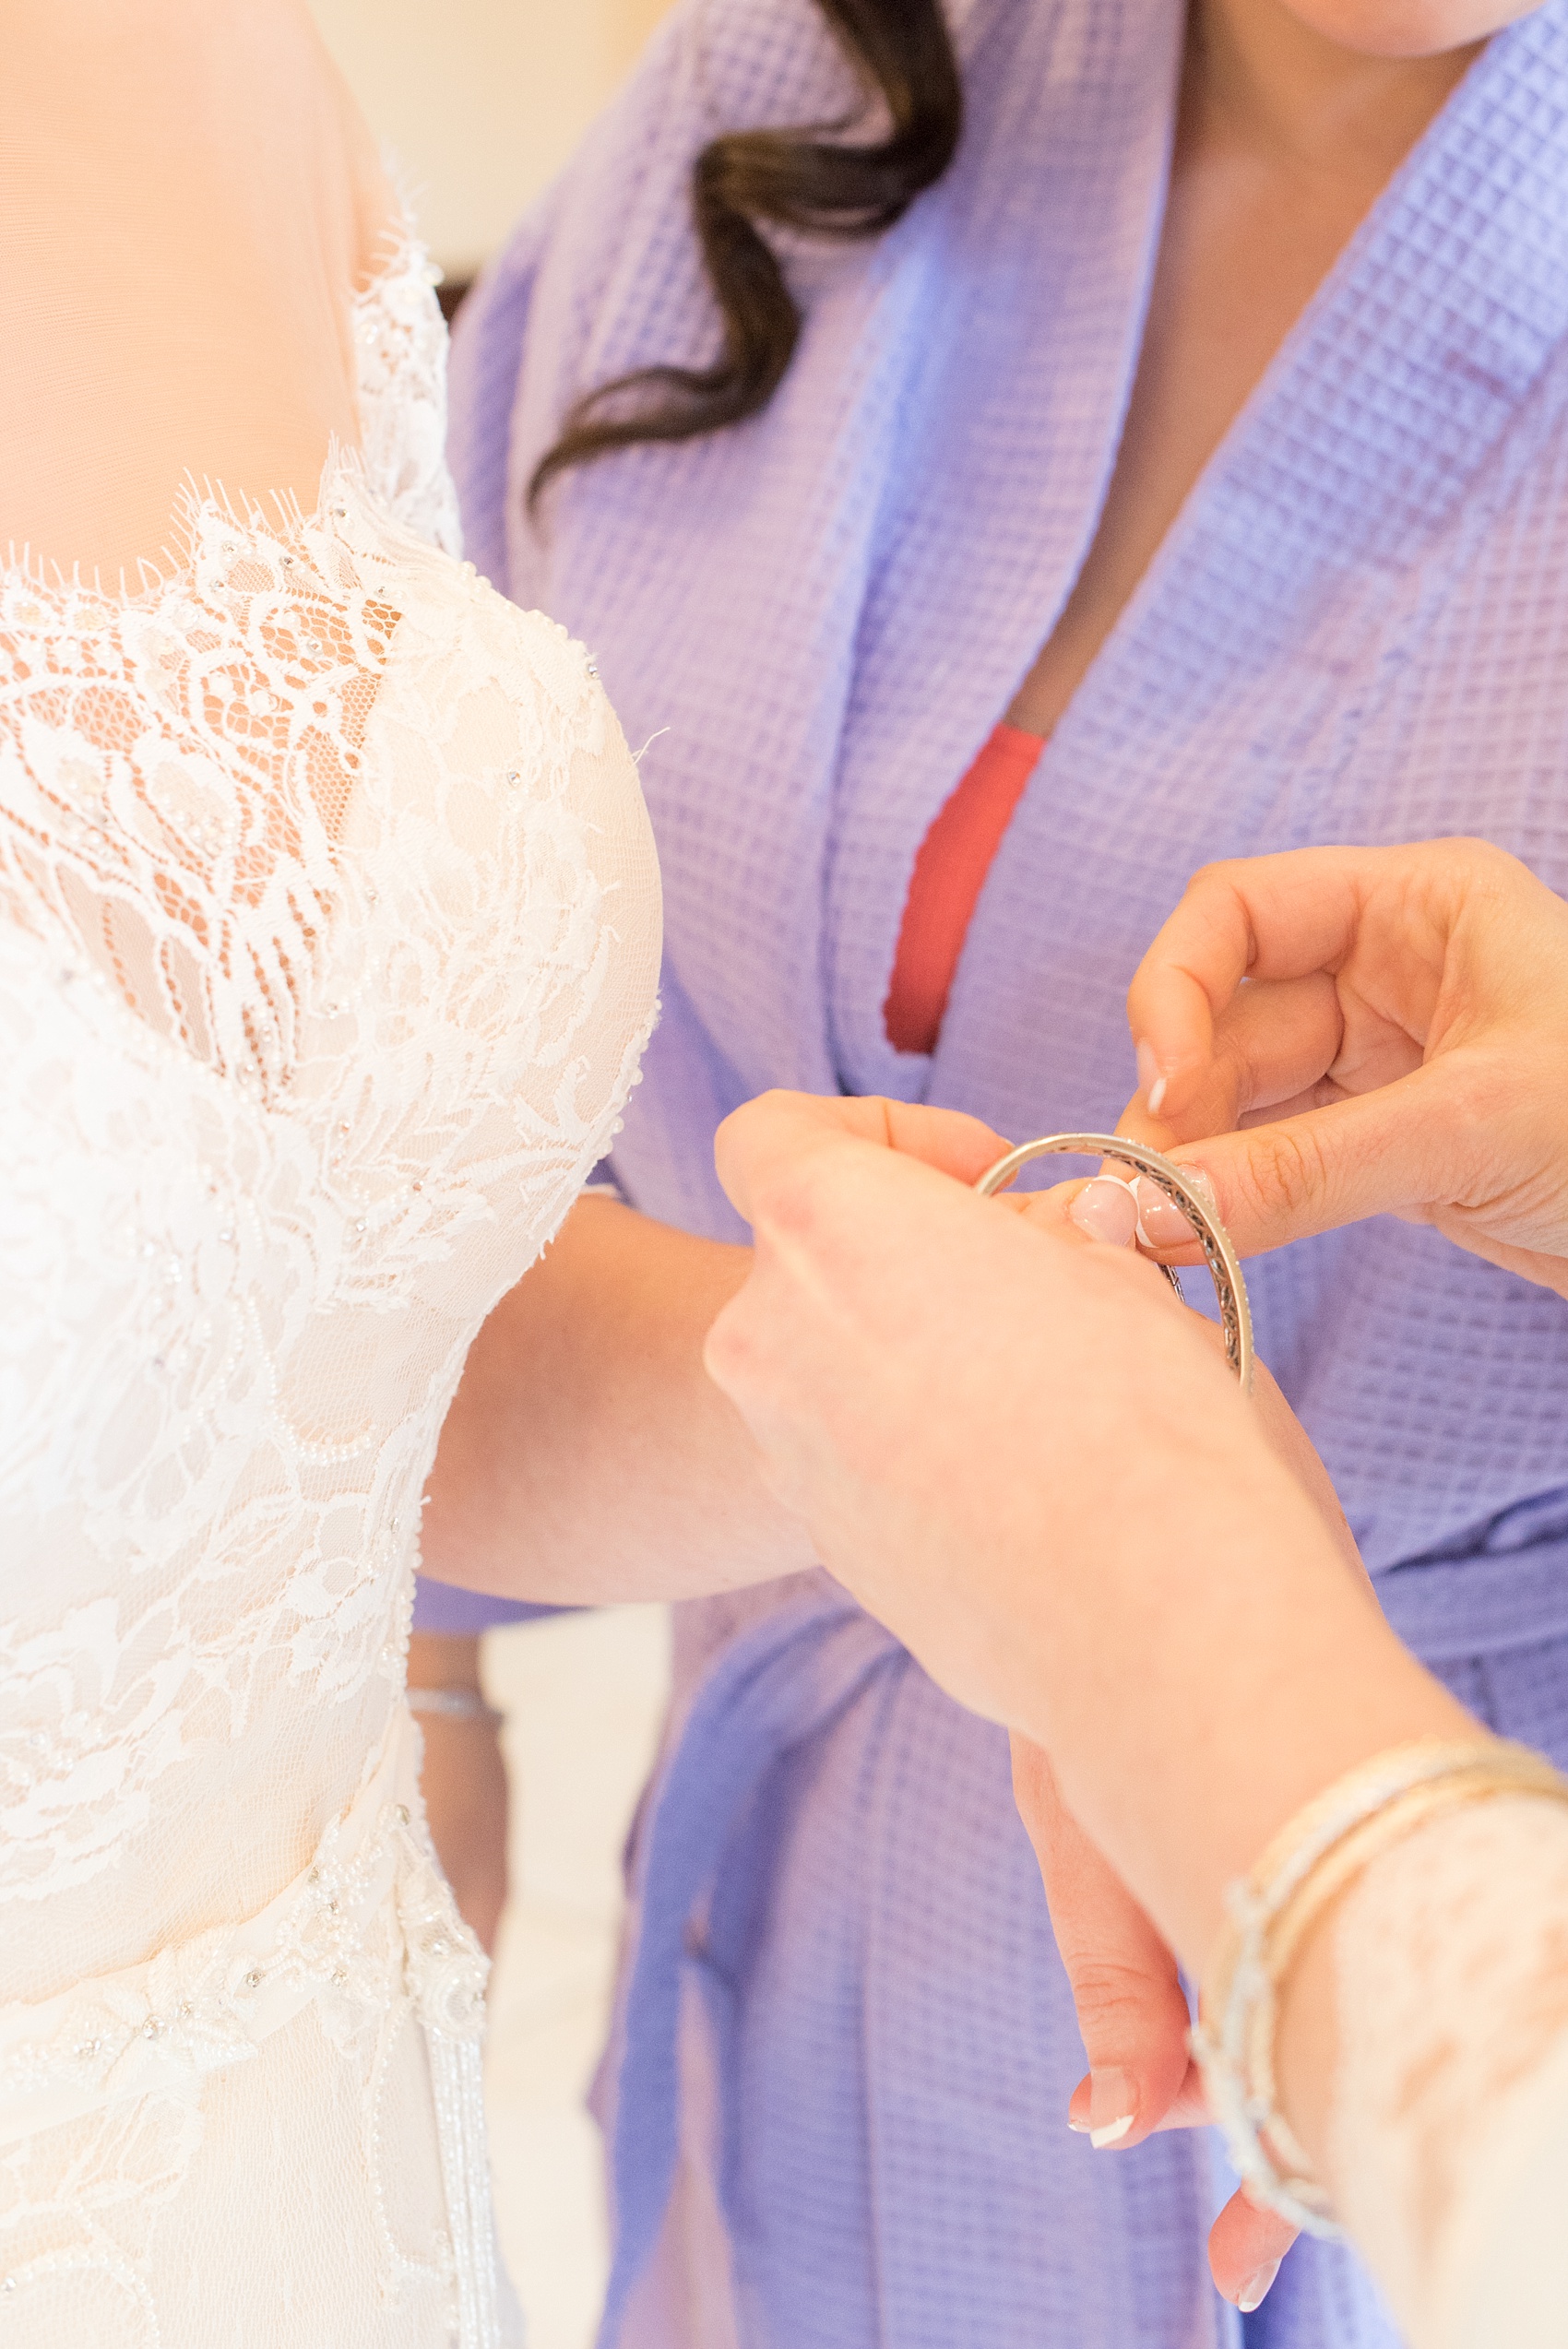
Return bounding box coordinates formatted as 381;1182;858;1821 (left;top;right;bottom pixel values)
0;7;662;2341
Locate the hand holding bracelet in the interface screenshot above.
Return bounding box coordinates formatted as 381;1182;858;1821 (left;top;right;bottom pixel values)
975;1131;1254;1389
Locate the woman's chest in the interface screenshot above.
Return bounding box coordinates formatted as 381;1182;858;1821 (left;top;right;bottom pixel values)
1005;119;1417;742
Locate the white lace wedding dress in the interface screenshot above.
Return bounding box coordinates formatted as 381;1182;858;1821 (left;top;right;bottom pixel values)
0;229;660;2343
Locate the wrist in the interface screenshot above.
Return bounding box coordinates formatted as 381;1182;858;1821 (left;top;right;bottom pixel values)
1198;1736;1564;2234
1047;1484;1470;1975
407;1630;484;1691
407;1631;494;1728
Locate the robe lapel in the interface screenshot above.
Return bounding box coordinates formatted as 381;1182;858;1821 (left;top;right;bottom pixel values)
928;0;1568;1144
826;0;1184;1101
541;0;1183;1108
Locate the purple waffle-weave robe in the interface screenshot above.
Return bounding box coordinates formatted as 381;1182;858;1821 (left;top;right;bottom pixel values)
439;0;1568;2339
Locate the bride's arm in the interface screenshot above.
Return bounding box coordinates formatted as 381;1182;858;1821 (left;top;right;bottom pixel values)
421;1195;817;1604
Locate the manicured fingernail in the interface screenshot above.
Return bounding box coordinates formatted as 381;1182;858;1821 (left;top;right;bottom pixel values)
1067;2114;1090;2134
1069;1179;1138;1247
1237;2260;1281;2312
1180;1164;1218;1215
1087;2070;1137;2148
1136;1040;1169;1118
1132;1177;1194;1249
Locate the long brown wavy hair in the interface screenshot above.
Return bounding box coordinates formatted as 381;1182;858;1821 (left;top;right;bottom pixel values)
528;0;963;505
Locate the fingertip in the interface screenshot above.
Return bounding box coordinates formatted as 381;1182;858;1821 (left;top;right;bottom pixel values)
1209;2186;1301;2308
1135;1039;1169;1119
1181;1164;1220;1216
1067;1177;1140;1248
1130;1176;1193;1251
1237;2260;1283;2313
1087;2067;1139;2148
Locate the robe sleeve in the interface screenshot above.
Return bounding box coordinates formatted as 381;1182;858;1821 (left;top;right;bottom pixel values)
410;1580;560;1636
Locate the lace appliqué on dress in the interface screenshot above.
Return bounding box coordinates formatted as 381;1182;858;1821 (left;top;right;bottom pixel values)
0;224;661;2349
0;1718;499;2344
0;230;457;1102
0;489;393;1100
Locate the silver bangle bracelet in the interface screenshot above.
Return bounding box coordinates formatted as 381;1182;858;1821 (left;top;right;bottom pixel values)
408;1686;504;1726
974;1131;1254;1389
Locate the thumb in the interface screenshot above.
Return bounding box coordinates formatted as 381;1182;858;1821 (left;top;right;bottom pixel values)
713;1088;1011;1226
1161;1062;1467;1257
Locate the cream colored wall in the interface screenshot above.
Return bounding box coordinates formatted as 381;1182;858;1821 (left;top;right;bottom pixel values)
310;0;676;278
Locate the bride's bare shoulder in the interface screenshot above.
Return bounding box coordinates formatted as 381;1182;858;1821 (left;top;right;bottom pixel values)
0;0;385;587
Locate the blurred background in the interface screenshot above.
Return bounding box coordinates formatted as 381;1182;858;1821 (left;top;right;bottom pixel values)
311;0;675;278
481;1608;671;2349
307;8;679;2345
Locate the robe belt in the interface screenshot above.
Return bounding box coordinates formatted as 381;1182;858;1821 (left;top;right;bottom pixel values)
0;1704;504;2349
600;1590;905;2343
